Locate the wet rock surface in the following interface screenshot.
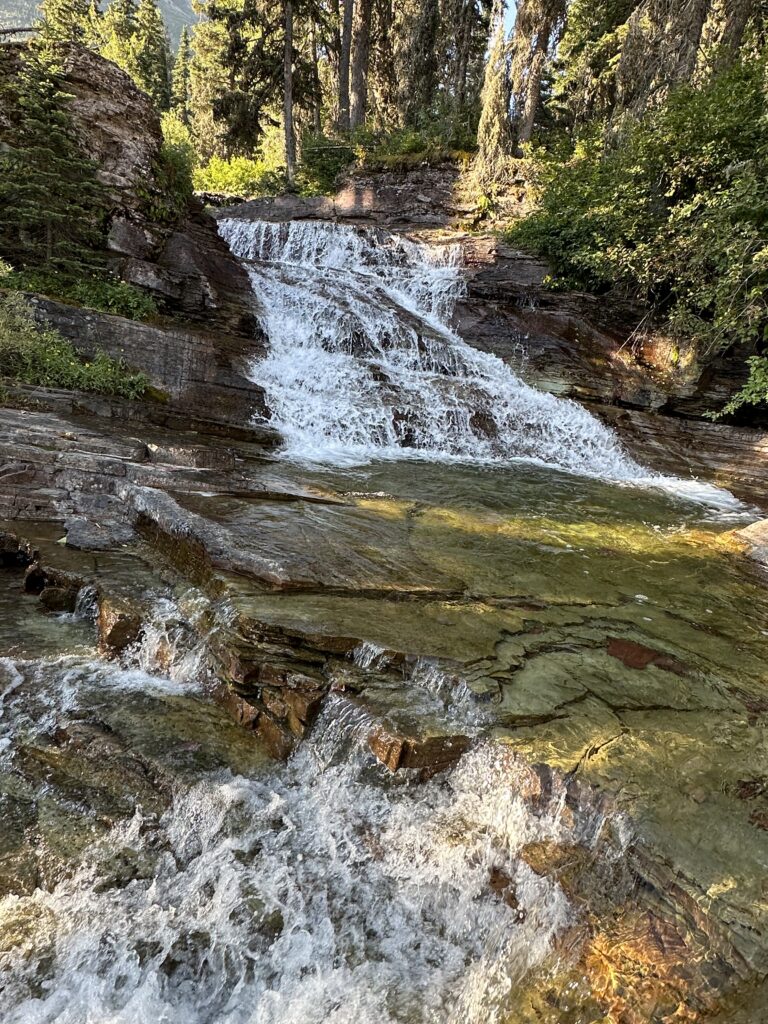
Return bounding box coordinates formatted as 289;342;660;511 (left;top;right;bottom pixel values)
0;402;767;1018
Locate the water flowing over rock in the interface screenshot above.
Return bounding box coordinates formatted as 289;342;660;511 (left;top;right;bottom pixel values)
218;218;645;480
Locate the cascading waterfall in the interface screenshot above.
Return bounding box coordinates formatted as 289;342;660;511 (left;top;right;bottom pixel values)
219;218;645;479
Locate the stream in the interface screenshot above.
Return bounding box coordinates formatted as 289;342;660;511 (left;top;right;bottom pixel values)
0;218;767;1022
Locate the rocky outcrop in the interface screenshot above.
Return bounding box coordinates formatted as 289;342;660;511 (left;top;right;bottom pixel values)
29;295;269;427
216;165;466;230
106;207;262;335
0;42;259;333
59;44;163;214
456;235;759;423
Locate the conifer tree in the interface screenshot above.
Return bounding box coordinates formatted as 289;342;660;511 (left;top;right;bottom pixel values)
0;41;107;276
401;0;440;125
38;0;91;42
99;0;140;83
188;6;234;159
171;25;191;121
134;0;172;110
472;3;513;185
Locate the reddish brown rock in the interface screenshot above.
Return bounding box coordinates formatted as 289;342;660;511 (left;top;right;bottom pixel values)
606;637;690;676
98;595;143;656
367;725;470;774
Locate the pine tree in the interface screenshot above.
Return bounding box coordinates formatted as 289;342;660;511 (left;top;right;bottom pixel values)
99;0;140;83
0;42;107;276
509;0;566;145
171;25;191;121
472;3;513;185
188;5;235;160
38;0;91;42
134;0;172;110
401;0;440;126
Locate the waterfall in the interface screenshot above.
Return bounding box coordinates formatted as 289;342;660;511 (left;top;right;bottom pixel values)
218;218;645;479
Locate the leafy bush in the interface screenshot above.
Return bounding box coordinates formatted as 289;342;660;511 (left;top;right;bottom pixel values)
508;57;768;372
193;155;286;198
296;133;354;195
0;263;157;321
353;124;475;171
0;291;148;399
151;113;196;222
712;356;768;419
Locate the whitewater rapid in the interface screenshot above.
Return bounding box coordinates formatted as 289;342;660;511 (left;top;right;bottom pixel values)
218;218;646;479
0;647;594;1024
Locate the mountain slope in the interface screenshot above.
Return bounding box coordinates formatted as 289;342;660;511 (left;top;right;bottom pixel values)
0;0;195;45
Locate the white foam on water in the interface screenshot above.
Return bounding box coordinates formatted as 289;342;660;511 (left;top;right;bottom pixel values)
219;219;643;479
0;691;600;1024
218;218;743;511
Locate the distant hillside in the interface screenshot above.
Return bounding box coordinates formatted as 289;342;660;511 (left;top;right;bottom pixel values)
0;0;195;45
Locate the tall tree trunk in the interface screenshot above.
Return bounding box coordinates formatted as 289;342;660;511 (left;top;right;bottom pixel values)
284;0;296;183
455;0;473;109
337;0;354;131
350;0;372;128
310;15;322;133
517;30;548;144
510;0;566;148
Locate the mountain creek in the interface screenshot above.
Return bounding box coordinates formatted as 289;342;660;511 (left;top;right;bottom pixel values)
1;209;768;1023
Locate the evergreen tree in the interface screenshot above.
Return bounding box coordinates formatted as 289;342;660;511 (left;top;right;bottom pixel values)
0;41;107;276
38;0;91;42
171;25;192;121
401;0;440;125
134;0;172;110
99;0;140;83
188;4;235;160
509;0;566;145
472;3;513;185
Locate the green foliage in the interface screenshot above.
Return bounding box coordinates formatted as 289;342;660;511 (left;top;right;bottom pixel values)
552;0;636;123
0;291;148;398
133;0;172;111
508;57;768;371
471;8;513;188
296;133;354;195
714;357;768;418
353;124;474;171
193;155;285;198
171;24;191;120
0;41;109;278
0;262;158;321
90;0;172;112
147;111;196;220
38;0;91;42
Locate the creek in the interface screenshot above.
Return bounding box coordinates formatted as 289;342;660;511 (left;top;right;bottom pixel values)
0;217;766;1022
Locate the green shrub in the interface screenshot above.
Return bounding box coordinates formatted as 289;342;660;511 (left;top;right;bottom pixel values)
507;57;768;373
0;263;158;321
711;356;768;419
353;123;475;171
296;133;354;196
193;155;286;198
0;291;148;399
149;113;196;223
